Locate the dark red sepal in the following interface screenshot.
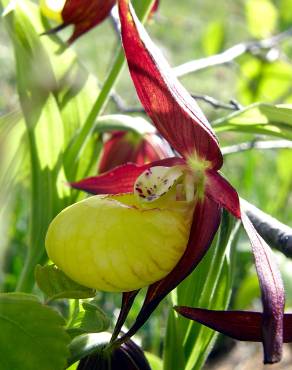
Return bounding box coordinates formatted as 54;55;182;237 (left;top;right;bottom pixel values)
174;307;292;344
118;0;223;170
111;291;140;343
206;170;241;219
62;0;116;43
70;157;185;194
205;171;285;363
119;195;221;340
241;211;285;364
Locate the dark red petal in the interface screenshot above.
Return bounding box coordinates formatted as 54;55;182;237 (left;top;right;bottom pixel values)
111;291;140;342
118;0;223;170
174;308;292;344
206;170;241;219
71;157;185;194
241;211;285;364
120;195;221;340
205;171;285;363
62;0;116;43
175;308;263;342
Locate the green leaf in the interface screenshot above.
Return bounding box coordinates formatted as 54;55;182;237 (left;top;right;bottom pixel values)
67;299;110;337
57;63;101;182
68;332;112;366
35;265;96;301
0;109;27;181
163;308;186;370
202;21;225;56
67;364;78;370
234;272;259;310
95;114;155;134
279;0;292;29
145;352;163;370
245;0;278;38
213;103;292;139
0;293;70;370
2;0;102;292
273;149;292;216
238;58;292;104
0;109;27;212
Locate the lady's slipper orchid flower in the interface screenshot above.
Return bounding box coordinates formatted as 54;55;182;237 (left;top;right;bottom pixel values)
40;0;160;43
45;0;285;364
46;181;196;292
40;0;116;43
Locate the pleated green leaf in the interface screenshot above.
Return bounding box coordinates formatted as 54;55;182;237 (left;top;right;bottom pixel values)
35;265;96;301
2;0;102;292
0;293;70;370
67;299;110;337
213;103;292;139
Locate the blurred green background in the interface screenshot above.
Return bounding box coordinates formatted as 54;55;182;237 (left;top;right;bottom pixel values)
0;0;292;366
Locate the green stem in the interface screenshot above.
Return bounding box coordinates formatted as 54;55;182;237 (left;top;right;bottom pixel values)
16;130;45;293
16;232;48;292
64;48;125;178
16;125;55;292
16;258;36;292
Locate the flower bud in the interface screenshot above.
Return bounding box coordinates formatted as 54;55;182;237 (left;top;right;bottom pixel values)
77;338;151;370
40;0;116;43
99;130;172;174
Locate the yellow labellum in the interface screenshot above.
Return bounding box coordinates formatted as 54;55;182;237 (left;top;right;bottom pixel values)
45;193;195;292
40;0;66;23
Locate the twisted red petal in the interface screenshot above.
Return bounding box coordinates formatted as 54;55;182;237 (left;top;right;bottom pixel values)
241;211;285;364
71;157;185;194
111;290;140;342
118;0;223;170
174;308;292;344
120;195;221;340
205;172;285;363
62;0;116;43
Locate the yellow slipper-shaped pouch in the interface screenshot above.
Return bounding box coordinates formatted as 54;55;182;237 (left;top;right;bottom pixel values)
45;166;196;292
